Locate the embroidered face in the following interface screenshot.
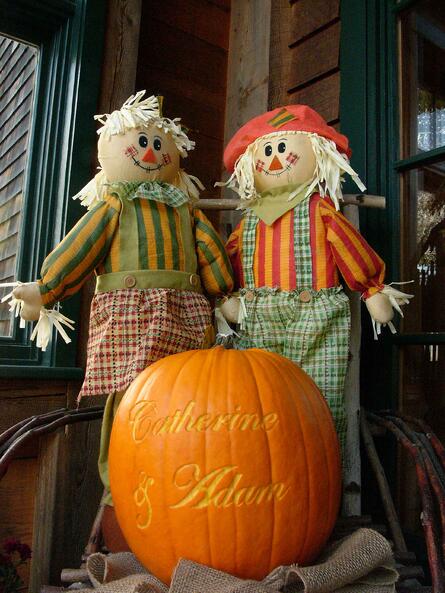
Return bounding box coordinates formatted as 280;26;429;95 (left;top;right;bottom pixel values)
253;132;316;193
98;125;180;183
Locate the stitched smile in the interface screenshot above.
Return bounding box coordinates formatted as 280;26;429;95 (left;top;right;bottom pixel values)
263;164;292;176
132;157;163;172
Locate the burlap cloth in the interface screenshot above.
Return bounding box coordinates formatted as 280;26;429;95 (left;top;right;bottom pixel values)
76;529;398;593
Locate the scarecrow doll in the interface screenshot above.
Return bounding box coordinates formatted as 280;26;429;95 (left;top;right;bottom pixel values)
8;91;234;501
219;105;412;448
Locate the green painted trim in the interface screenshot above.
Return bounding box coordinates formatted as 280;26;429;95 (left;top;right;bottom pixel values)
2;1;76;43
0;365;84;380
339;0;367;190
395;146;445;171
340;0;401;413
0;0;106;372
391;0;417;13
393;334;445;345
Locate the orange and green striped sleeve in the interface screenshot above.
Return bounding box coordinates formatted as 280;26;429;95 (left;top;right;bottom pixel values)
38;195;121;306
320;198;385;299
193;209;234;296
225;220;244;289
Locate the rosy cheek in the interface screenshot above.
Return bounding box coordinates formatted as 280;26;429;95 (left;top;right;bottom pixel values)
124;144;138;158
255;159;266;172
162;153;172;165
286;152;300;166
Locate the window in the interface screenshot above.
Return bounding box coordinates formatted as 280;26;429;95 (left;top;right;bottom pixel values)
0;0;105;375
397;0;445;453
341;0;445;529
0;36;39;337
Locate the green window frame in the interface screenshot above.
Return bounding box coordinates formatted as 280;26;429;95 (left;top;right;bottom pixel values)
340;0;445;409
0;0;105;378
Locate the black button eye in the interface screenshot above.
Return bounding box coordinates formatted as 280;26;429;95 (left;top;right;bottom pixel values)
138;135;148;148
153;137;162;151
265;145;272;157
278;142;286;153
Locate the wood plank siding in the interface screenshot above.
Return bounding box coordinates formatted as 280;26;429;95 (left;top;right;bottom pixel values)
135;0;231;198
0;35;38;336
269;0;341;127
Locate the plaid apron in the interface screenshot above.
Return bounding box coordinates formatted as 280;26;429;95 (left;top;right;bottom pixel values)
80;288;211;398
233;198;350;447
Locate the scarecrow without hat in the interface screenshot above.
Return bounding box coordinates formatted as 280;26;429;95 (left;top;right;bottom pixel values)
219;105;412;449
6;91;234;503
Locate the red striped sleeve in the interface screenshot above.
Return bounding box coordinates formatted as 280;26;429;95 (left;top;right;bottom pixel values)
226;220;244;288
320;199;385;297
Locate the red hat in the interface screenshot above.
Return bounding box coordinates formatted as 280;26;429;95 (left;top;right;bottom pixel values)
223;105;351;172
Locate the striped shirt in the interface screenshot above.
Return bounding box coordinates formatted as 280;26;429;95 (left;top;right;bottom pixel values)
39;193;234;306
226;193;385;298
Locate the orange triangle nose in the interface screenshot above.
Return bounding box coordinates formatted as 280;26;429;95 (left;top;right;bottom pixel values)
268;155;283;171
142;148;157;163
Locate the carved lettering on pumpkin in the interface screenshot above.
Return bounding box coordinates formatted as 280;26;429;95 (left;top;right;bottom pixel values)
129;400;279;443
170;463;290;510
134;472;155;529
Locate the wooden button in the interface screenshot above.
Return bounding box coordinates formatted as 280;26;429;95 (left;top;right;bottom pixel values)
124;274;137;288
299;290;312;303
245;290;255;302
189;274;200;287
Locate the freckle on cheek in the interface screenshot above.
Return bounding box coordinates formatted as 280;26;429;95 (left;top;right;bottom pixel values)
162;153;172;165
125;145;138;158
286;152;299;165
255;159;265;172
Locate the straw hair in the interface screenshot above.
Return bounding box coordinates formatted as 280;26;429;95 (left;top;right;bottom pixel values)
94;91;195;157
218;131;366;210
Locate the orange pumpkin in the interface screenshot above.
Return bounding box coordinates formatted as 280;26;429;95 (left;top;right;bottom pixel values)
109;347;341;583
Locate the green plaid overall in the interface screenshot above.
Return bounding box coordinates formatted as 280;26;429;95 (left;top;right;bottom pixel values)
233;198;351;448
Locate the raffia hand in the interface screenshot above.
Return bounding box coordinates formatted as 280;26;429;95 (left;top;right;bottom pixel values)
12;283;43;321
219;296;241;324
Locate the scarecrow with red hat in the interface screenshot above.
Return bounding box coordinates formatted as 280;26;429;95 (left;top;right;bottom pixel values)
219;105;412;447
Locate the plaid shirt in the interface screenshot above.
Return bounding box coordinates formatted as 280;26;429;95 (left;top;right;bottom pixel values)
38;183;234;306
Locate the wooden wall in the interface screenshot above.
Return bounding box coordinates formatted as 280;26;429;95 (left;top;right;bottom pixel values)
269;0;341;126
135;0;231;197
0;379;103;592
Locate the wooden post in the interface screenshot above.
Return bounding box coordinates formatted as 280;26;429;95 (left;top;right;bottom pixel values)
29;431;63;593
196;194;386;210
98;0;142;113
268;0;293;109
342;204;362;516
224;0;271;143
221;0;272;227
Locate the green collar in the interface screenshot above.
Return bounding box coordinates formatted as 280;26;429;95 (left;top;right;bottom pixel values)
107;181;189;207
248;184;311;225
